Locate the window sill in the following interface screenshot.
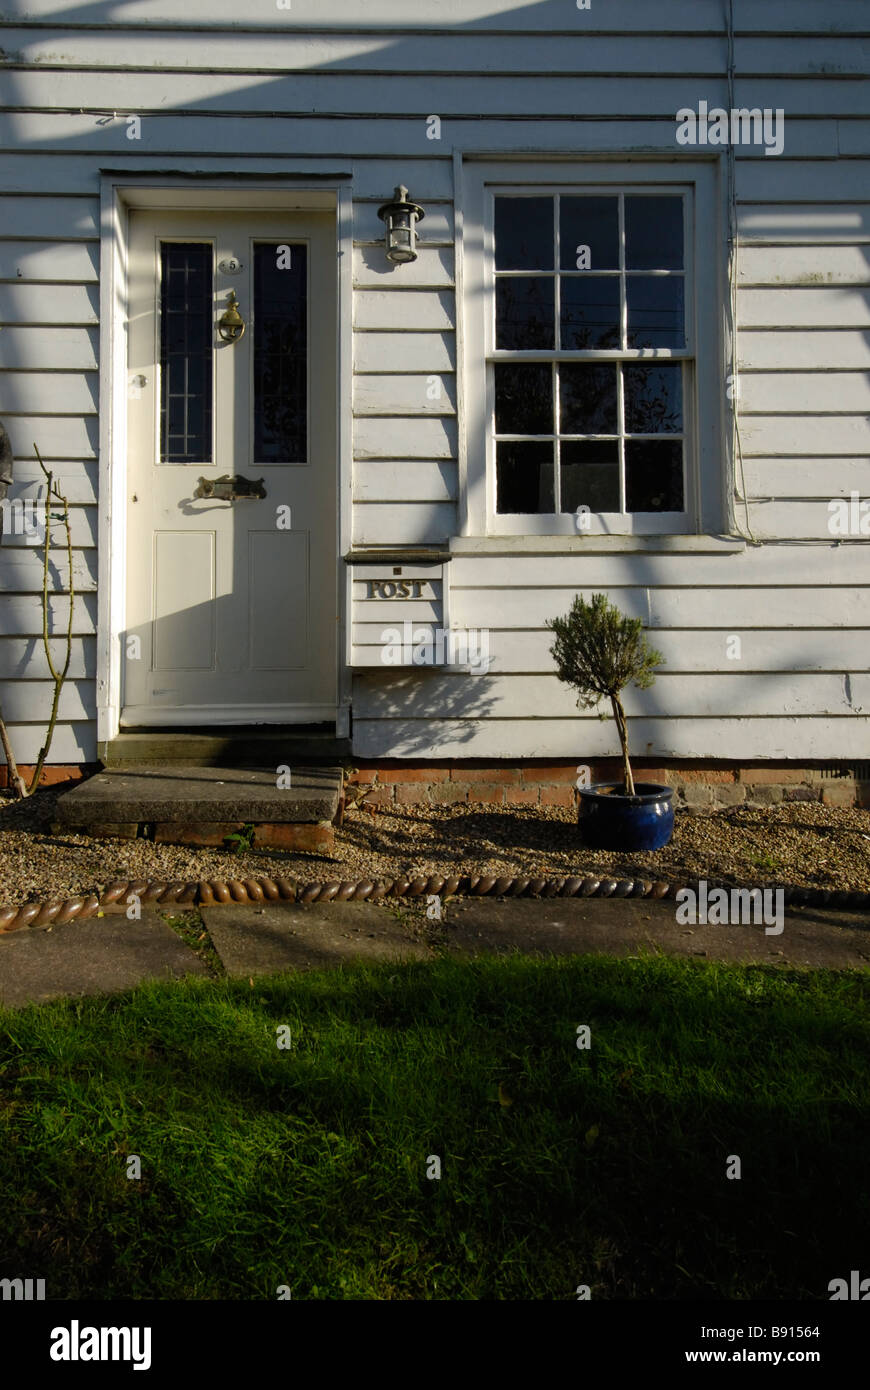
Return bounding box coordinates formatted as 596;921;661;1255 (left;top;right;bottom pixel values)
450;535;746;555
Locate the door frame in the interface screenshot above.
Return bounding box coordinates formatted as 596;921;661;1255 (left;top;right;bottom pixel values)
97;175;353;743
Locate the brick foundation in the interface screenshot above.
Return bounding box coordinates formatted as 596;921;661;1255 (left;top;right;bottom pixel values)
4;760;868;813
59;821;335;851
347;761;870;811
0;765;94;790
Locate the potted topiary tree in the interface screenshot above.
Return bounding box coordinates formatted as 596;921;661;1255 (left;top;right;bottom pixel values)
547;592;674;851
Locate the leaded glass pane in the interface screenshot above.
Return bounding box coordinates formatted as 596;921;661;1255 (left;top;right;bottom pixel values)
159;242;213;463
254;242;307;463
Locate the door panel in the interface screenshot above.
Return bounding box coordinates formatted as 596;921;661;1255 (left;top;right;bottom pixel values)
124;210;337;725
248;529;308;669
152;529;215;671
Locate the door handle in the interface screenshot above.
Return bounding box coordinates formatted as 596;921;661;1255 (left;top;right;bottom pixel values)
193;474;266;502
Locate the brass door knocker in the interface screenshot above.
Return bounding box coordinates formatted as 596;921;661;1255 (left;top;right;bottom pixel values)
218;290;245;343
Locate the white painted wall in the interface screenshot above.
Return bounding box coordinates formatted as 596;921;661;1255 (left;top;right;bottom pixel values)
0;0;868;762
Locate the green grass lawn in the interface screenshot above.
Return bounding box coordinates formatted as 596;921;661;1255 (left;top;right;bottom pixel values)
1;952;868;1300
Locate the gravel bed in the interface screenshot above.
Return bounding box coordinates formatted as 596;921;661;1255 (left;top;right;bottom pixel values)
1;788;869;908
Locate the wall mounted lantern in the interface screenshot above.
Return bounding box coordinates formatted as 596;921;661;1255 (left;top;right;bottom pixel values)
377;185;426;264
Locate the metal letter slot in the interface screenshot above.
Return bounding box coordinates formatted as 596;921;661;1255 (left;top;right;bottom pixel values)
217;290;245;343
194;474;266;502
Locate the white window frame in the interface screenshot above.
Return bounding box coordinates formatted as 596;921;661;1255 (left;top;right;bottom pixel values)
460;158;726;539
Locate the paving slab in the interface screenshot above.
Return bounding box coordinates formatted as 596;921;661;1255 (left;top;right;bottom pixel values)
201;902;433;977
3;895;867;1013
442;897;870;969
54;765;341;826
0;912;208;1010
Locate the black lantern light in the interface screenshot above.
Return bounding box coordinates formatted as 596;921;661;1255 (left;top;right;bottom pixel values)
377;185;425;264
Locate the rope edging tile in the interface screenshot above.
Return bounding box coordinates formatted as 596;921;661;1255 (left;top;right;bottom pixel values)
1;873;869;934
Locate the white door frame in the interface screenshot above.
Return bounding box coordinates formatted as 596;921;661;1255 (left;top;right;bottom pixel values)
96;175;353;744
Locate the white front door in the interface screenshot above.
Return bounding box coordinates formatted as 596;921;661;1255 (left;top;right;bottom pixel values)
123;210;337;726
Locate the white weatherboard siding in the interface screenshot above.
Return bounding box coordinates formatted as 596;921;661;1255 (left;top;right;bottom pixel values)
0;2;868;763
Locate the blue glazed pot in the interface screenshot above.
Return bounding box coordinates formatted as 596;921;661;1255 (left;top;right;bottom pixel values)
577;782;675;851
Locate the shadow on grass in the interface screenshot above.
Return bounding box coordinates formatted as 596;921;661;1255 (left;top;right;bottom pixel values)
0;952;868;1300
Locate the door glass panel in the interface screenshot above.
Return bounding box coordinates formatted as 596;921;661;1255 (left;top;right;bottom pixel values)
159;242;213;463
254;242;307;463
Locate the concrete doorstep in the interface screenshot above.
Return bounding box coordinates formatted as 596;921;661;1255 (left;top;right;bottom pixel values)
51;765;343;850
0;897;868;1010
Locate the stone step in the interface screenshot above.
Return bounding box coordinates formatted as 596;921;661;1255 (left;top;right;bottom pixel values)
99;726;351;768
54;765;344;851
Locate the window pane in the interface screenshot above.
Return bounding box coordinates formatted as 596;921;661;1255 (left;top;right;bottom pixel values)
560;276;620;349
625;196;683;269
626;276;684;348
254;242;307;463
623;363;683;433
561;440;620;512
496;277;555;349
494;197;553;269
496;441;554;513
559;363;618;434
560;197;619;270
494;363;552;434
625;440;684;511
160;242;213;463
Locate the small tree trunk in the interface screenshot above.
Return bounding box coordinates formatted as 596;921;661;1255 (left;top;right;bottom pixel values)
0;482;27;796
610;693;635;796
0;704;28;799
27;447;74;795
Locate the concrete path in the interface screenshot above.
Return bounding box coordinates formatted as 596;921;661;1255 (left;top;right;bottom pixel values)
1;896;868;1010
444;896;870;969
0;913;209;1010
201;901;431;977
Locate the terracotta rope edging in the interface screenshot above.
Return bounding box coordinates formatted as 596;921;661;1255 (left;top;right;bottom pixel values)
1;873;869;934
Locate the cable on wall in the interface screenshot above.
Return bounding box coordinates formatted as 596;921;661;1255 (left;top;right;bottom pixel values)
726;0;758;544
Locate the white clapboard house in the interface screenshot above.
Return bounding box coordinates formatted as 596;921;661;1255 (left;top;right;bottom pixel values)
0;0;868;793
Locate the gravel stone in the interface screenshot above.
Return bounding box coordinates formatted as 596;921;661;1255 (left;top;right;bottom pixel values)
1;787;869;908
